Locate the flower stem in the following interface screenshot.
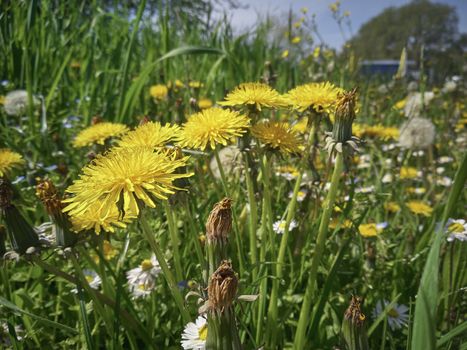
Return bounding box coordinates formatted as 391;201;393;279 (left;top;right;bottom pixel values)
244;156;258;279
139;209;190;324
266;172;302;348
164;202;183;282
293;152;344;349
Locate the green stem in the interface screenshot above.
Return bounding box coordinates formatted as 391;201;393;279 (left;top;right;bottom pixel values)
244;156;258;279
214;147;229;197
139;209;190;324
164;202;183;282
266;172;303;348
293;152;344;349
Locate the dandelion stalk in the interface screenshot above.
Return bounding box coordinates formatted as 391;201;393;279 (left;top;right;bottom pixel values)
294;88;358;348
244;156;258;279
139;209;190;323
164;202;183;282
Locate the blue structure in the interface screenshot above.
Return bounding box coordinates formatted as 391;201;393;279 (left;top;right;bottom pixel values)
360;59;416;76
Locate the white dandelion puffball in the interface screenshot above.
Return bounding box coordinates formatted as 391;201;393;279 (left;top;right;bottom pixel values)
403;91;435;118
398;117;435;150
4;90;40;116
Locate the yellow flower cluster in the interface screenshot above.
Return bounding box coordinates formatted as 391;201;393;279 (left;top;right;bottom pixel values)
0;148;24;177
73;122;129;148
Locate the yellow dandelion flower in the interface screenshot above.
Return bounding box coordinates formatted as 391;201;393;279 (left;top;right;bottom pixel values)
70;199;137;234
150;84;168;100
400;166;419;179
275;165;300;180
282;50;289;58
219;82;287;111
363;124;399;140
313;47;321;58
384;201;401;213
251;121;301;154
358;223;383;237
73;122;129;148
177;107;250;151
189;81;204;89
292;117;308;133
0;96;5;105
0;149;24;177
291;36;301;44
394;98;406;110
293;21;301;28
330;218;352;229
407;201;433;217
198;98;213;109
116;122;180;150
63;147;192;218
284;82;343;113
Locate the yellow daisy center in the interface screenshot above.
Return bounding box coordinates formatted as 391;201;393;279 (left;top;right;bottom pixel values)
198;324;208;341
141;259;153;271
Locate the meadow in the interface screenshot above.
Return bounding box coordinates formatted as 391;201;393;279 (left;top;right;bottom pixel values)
0;1;466;349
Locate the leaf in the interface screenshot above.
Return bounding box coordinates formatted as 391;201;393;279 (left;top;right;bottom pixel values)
0;296;78;335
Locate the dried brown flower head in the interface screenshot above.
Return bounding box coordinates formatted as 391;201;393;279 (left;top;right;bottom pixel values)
206;198;233;243
344;295;366;327
36;179;63;215
207;260;238;312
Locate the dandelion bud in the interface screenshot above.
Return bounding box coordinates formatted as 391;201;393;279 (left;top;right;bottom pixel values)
342;295;369;350
207;260;238;312
36;179;77;247
206;198;232;244
0;179;40;254
324;88;360;155
36;179;62;216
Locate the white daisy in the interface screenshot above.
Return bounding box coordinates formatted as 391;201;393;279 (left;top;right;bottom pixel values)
382;173;393;184
273;219;298;234
71;270;101;293
181;316;207;350
436;176;452;187
356;185;375;194
445;219;467;242
126;255;161;298
289;189;307;202
373;300;409;331
437;156;453;164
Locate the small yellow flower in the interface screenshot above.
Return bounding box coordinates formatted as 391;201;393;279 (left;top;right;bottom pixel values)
285;82;343;113
177;107;250;151
400;166;419;179
292;118;308;133
313;47;321;58
329;1;340;13
189;81;204;89
293;21;301;28
198;98;213;109
301;7;308;14
251;121;301;154
219;82;286;111
276;165;300;180
291;36;301;44
150;84;168;100
359;223;381;237
0;149;24;177
0;96;5;105
72;122;129;148
116;121;180;150
282;50;289;58
384;201;401;213
406;187;426;195
394;98;406;110
407;201;433;217
330;218;352;229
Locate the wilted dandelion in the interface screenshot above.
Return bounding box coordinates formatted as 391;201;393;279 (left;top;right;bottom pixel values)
251;121;301;154
177;107;249;151
181;316;207;350
63;147;192;218
116;122;180;150
219;82;286;111
72;122;129;148
0;149;24;177
284;82;343;113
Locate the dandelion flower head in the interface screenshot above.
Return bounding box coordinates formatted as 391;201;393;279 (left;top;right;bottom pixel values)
63;147;192;218
219;82;286;111
177;107;250;151
150;84;168;100
0;149;24;177
73;122;129;148
116;121;180;150
251;121;301;154
407;200;433;217
284;82;343;113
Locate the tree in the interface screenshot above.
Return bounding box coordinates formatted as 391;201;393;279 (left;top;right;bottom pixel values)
347;0;465;80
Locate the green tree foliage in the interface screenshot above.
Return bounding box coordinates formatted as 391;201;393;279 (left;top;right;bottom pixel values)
347;0;466;80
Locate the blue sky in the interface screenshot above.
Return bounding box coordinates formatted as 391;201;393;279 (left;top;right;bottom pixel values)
214;0;467;49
